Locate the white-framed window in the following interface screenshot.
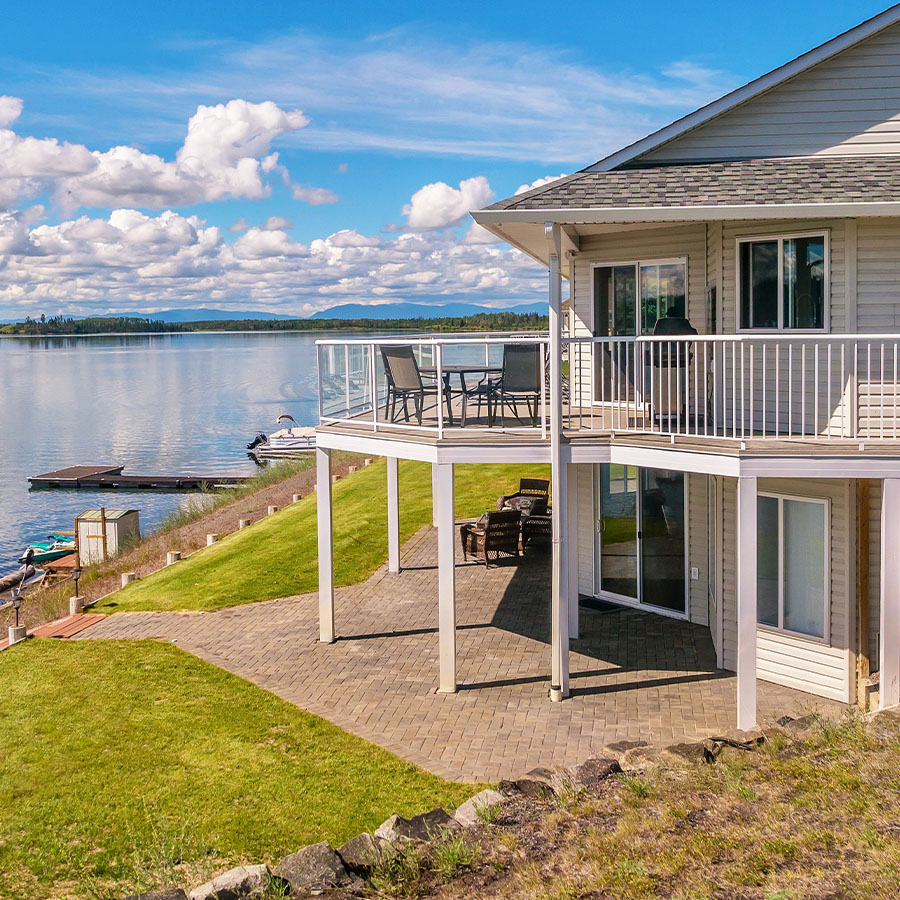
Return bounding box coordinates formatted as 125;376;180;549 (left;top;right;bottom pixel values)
757;492;829;641
737;232;828;331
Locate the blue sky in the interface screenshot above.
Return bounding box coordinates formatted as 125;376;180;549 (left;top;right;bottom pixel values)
0;0;889;318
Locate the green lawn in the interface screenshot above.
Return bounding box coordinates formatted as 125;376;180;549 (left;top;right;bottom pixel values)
99;460;549;613
0;640;476;900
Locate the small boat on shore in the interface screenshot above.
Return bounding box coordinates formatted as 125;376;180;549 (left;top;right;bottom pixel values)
248;415;316;459
18;534;76;565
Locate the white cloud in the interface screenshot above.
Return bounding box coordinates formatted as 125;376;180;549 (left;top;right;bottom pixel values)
0;97;335;214
228;217;250;233
403;176;494;229
0;201;543;317
232;227;308;260
56;99;310;212
0;96;23;127
515;174;568;195
262;215;293;231
289;184;339;205
460;222;501;245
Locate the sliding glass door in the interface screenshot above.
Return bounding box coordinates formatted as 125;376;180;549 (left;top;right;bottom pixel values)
599;465;639;599
596;465;687;615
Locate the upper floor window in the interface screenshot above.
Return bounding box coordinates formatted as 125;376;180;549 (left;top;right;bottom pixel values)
739;233;827;330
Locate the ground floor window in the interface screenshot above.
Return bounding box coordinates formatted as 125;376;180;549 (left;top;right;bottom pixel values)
757;493;828;639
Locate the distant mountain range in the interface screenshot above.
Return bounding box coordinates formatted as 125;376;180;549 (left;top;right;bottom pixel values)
2;301;547;324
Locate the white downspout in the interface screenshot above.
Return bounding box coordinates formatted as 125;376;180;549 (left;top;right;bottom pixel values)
547;222;570;701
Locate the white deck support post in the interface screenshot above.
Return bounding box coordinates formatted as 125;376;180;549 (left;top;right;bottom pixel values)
567;462;579;640
736;475;758;730
431;463;439;528
880;478;900;708
316;447;335;644
387;456;400;574
435;462;457;693
547;222;570;701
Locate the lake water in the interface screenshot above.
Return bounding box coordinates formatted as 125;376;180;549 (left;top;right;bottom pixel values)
0;331;333;576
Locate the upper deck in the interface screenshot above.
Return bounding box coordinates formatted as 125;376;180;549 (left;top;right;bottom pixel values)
315;332;900;475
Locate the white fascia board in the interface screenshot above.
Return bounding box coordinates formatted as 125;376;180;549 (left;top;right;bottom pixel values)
314;429;439;463
473;202;900;227
314;427;553;464
590;4;900;171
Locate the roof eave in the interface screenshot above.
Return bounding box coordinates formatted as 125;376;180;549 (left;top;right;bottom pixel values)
589;3;900;172
473;201;900;226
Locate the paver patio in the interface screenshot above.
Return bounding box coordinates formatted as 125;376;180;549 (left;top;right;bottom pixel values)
76;525;844;782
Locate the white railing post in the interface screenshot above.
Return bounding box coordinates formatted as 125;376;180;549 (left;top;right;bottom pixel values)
540;340;547;439
370;342;378;432
344;346;351;417
317;344;325;424
436;342;444;438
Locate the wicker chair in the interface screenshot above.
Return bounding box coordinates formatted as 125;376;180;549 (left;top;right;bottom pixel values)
459;510;522;566
380;345;452;425
497;478;550;511
522;514;552;551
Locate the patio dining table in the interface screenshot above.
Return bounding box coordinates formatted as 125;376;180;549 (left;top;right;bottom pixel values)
421;364;501;426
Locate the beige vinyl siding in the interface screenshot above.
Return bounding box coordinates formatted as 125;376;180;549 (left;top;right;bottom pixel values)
639;21;900;163
576;463;595;596
721;477;853;702
857;219;900;331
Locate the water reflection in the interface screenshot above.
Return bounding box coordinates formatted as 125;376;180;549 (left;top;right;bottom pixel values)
0;331;333;574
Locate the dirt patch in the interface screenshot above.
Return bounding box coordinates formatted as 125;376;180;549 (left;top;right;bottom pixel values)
3;450;364;631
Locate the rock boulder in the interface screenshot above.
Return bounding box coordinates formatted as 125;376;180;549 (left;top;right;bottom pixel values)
188;864;271;900
453;789;504;827
273;842;353;891
338;833;384;871
569;757;623;788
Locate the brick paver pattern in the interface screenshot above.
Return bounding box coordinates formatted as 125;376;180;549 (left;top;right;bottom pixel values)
77;526;844;782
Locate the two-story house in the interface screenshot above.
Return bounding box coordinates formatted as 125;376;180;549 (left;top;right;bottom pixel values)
314;4;900;730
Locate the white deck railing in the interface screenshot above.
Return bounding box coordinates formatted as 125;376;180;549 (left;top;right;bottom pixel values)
316;332;900;442
316;333;551;437
565;334;900;441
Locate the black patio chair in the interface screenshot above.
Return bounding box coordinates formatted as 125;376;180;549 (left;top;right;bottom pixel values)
486;344;543;427
380;345;452;425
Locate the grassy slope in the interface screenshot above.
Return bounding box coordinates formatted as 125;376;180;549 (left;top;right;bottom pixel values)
0;640;475;900
438;712;900;900
99;459;549;613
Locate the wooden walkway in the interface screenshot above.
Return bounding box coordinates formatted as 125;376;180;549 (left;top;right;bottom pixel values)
0;613;105;651
29;465;250;491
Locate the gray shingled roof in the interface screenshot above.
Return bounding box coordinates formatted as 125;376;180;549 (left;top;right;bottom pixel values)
486;157;900;211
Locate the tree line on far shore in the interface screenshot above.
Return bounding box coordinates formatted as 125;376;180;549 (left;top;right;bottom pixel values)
0;311;549;335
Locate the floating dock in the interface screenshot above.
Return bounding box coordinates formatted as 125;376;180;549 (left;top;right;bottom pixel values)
28;465;250;491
